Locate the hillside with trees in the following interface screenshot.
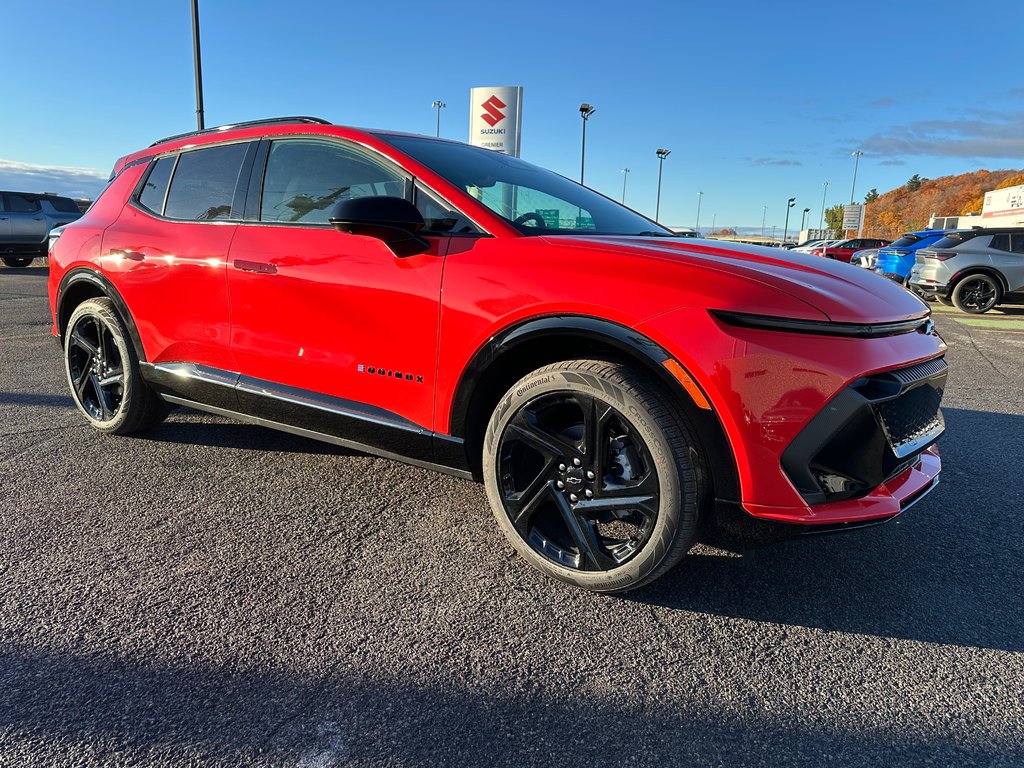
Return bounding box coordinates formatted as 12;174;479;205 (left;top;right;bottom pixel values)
860;169;1024;238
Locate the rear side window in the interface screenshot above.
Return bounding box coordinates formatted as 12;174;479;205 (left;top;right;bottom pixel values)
6;193;41;213
138;156;176;215
164;143;248;221
990;234;1010;252
889;235;922;248
259;139;408;224
47;196;81;213
1012;235;1024;254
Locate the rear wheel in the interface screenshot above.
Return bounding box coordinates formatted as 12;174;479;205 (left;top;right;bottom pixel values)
483;359;704;593
952;274;1001;314
2;256;33;268
64;298;168;434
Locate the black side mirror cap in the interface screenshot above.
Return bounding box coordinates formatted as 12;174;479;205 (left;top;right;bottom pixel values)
328;196;430;258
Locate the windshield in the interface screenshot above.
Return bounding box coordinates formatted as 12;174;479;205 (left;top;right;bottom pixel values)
379;135;672;237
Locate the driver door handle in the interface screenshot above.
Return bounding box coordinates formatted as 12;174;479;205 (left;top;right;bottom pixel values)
233;259;277;275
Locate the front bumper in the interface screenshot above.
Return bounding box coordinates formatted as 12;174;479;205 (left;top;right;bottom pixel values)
636;308;947;527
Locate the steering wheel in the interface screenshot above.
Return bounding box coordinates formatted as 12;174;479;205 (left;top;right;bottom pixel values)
513;212;548;228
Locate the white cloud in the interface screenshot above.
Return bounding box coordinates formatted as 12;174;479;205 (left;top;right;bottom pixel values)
0;158;108;198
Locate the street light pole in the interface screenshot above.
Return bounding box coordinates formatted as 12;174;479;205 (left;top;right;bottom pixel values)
655;148;671;223
761;205;767;237
782;197;796;244
800;207;810;233
432;100;446;137
579;103;596;184
190;0;205;130
819;180;829;234
850;150;863;203
695;191;703;233
711;213;716;234
621;168;630;204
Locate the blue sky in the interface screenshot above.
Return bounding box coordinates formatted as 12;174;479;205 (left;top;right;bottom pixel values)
2;0;1022;232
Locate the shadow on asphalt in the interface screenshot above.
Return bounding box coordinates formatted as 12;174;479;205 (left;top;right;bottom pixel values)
139;418;360;458
627;407;1024;653
0;644;1013;766
0;391;73;409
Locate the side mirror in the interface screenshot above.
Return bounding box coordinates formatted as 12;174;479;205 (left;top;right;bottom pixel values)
328;196;430;258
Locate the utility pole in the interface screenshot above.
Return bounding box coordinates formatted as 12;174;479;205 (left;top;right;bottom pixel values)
191;0;205;130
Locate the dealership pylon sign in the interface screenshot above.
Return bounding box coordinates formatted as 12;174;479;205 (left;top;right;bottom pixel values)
469;86;523;157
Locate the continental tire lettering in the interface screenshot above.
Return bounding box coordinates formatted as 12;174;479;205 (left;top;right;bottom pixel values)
515;374;553;398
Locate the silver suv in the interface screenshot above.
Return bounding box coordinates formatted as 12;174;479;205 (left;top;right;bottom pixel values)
1;191;83;267
909;228;1024;313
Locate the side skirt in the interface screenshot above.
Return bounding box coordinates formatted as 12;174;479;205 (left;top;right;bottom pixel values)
141;362;473;481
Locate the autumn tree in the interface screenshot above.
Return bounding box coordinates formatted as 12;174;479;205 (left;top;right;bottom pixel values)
824;204;845;235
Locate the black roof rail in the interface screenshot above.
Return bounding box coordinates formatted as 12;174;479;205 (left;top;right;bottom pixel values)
149;116;331;147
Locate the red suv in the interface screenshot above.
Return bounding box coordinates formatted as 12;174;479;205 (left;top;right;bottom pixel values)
48;117;947;592
811;237;892;263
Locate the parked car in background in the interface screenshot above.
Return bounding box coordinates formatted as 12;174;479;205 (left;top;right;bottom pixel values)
910;228;1024;313
46;115;947;593
850;248;880;269
792;238;838;254
874;231;947;284
811;237;892;263
1;191;83;267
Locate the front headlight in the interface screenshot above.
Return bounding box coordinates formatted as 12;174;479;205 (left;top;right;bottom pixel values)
710;310;932;338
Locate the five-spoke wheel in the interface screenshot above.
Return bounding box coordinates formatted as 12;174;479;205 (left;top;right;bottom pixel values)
484;360;704;592
64;298;168;434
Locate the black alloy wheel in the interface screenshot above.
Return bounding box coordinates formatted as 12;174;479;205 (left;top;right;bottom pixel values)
64;298;168;434
498;391;660;572
67;312;126;422
952;274;1001;314
484;360;703;592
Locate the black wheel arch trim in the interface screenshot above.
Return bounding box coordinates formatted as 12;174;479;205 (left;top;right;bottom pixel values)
949;267;1009;294
56;268;147;362
449;314;740;502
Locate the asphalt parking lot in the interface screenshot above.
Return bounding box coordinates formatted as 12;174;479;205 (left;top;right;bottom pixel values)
1;267;1022;767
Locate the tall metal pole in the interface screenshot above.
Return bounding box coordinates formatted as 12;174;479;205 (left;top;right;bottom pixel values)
850;150;863;203
432;100;446;137
783;197;795;244
711;213;716;233
819;180;829;234
621;168;630;203
191;0;205;130
761;205;767;237
695;191;703;233
579;104;595;185
800;207;810;232
655;148;670;223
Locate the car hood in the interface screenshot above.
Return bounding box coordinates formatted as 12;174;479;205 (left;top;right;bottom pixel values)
542;236;928;324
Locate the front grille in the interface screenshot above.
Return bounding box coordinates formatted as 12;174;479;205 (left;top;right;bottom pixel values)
889;356;947;388
875;379;944;458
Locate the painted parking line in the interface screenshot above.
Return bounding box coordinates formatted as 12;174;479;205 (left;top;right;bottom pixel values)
950;316;1024;330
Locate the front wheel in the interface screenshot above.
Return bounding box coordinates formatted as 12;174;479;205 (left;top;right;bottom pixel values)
952;274;1001;314
2;256;33;268
64;298;169;434
483;360;704;592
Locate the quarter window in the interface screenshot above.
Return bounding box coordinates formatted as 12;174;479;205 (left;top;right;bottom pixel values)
164;143;248;221
990;234;1010;252
6;193;41;213
1011;235;1024;254
260;140;408;224
138;156;176;215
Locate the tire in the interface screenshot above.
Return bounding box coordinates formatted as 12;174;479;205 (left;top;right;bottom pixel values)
2;256;33;268
951;273;1001;314
483;359;704;593
64;298;168;434
935;295;954;307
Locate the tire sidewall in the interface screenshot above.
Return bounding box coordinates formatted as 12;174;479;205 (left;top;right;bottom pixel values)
483;365;688;593
64;298;141;433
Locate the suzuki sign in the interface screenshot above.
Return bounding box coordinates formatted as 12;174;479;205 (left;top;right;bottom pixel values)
469;86;523;157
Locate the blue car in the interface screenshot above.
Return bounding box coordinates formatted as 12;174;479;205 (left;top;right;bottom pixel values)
874;230;946;283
